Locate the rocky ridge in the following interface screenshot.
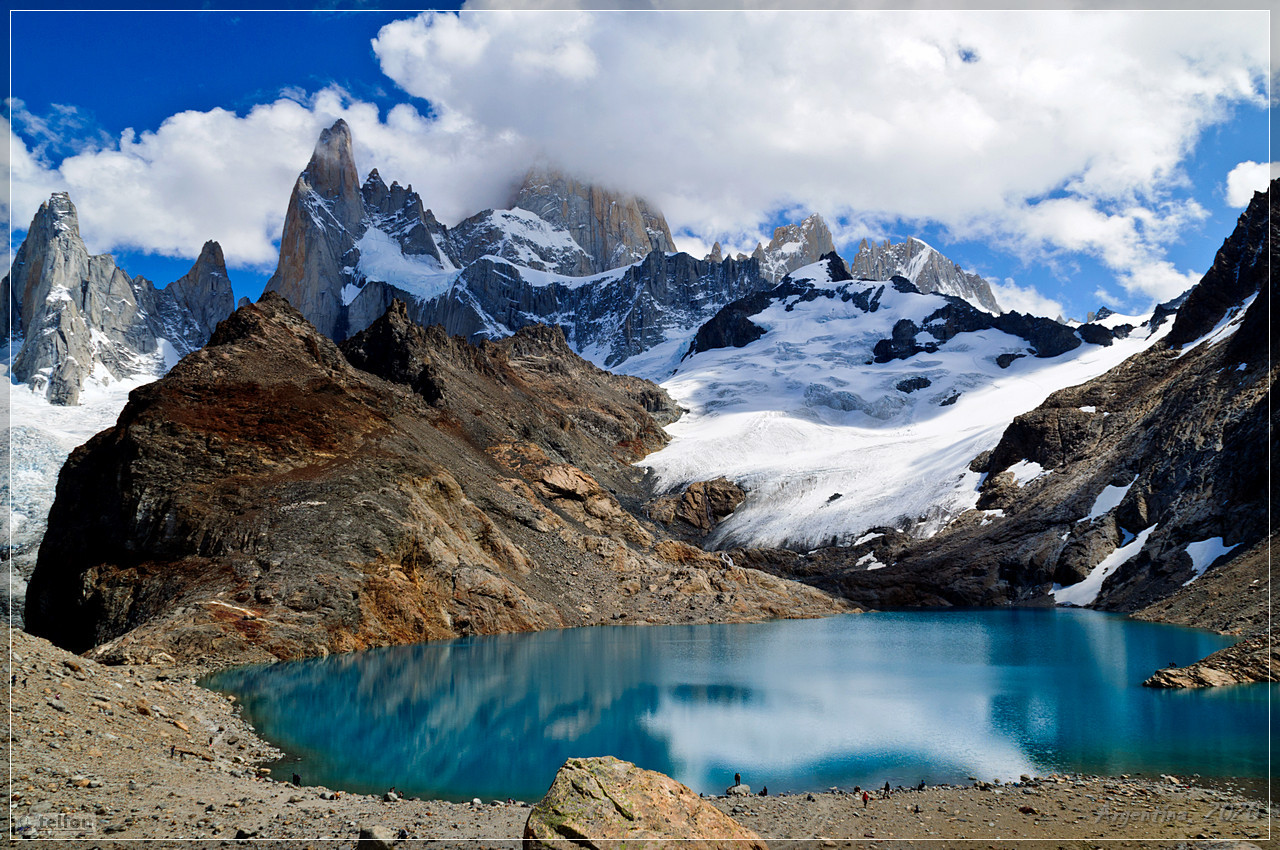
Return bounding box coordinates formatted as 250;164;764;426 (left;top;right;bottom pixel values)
350;248;773;370
23;294;850;665
751;213;838;283
850;236;1001;313
686;254;1121;368
5;193;234;405
1143;635;1275;688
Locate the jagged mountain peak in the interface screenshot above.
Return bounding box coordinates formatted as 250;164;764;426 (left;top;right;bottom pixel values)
195;239;227;272
300;119;363;232
850;235;1001;314
31;191;81;236
7;192;232;404
756;213;839;282
511;166;677;273
166;240;235;338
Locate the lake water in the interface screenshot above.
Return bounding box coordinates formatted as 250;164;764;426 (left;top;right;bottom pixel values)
202;609;1271;801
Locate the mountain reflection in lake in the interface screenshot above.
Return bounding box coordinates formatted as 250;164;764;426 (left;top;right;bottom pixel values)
203;609;1269;801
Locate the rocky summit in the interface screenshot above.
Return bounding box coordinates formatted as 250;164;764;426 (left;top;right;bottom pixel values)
23;294;849;664
850;236;1002;313
752;213;838;283
5;193;234;405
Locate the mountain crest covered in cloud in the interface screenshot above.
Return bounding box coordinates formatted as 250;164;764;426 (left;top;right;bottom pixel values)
511;166;677;274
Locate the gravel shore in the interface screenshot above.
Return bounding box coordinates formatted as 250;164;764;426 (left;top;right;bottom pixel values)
7;627;1272;848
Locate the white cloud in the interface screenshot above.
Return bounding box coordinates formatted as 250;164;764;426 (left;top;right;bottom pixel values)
987;278;1066;320
6;87;533;269
6;9;1267;311
5;121;62;240
372;9;1266;305
1224;160;1277;207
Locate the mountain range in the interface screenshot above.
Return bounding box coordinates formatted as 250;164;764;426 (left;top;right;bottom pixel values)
6;120;1271;684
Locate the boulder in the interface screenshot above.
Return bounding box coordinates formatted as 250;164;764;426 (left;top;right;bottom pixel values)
524;757;767;850
357;824;397;850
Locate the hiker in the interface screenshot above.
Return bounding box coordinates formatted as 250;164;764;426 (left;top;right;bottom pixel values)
881;781;891;798
759;786;767;797
917;780;925;791
862;790;869;808
734;773;741;787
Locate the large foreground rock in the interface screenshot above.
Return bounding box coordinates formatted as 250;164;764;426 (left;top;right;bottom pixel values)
524;757;767;850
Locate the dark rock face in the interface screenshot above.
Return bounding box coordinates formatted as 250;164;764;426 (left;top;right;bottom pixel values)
684;257;851;359
1165;186;1269;348
895;376;931;393
352;251;774;368
783;183;1274;620
7;193;233;404
24;295;846;663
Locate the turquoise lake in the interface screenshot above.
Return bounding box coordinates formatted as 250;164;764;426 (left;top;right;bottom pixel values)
202;609;1271;801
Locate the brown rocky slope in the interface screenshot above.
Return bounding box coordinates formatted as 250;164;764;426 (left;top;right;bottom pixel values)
24;294;849;665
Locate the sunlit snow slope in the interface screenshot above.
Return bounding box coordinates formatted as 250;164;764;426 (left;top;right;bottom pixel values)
4;342;156;625
639;261;1169;550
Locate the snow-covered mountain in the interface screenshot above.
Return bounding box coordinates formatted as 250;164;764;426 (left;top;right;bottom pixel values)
268;121;1019;374
639;256;1168;550
2;195;235;625
265;121;777;367
448;206;593;276
850;236;1002;313
752;213;838;283
5;193;234;405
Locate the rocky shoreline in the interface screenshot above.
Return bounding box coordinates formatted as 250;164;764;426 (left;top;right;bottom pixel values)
7;626;1272;848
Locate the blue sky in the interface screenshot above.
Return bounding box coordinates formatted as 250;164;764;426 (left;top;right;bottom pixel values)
6;9;1273;320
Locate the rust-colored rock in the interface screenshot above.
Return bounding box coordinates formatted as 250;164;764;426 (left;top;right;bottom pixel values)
25;295;850;665
523;756;767;850
1143;635;1275;689
649;478;746;532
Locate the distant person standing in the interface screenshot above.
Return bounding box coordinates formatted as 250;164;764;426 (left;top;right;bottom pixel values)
882;781;891;798
862;790;870;808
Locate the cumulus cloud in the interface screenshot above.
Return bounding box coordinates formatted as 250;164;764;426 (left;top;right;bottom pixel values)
372;9;1266;305
6;88;532;268
986;278;1066;320
6;9;1267;313
1224;160;1277;207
